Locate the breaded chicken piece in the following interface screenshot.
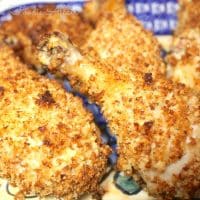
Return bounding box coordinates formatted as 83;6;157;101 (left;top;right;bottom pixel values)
0;44;110;200
0;5;92;70
166;0;200;91
38;33;200;200
83;3;165;77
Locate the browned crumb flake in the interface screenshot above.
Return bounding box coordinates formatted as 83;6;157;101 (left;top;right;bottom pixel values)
36;90;55;107
0;86;4;97
144;73;153;85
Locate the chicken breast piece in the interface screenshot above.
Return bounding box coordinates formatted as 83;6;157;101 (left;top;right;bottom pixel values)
0;44;110;200
83;3;165;77
38;32;200;200
0;5;92;70
166;0;200;91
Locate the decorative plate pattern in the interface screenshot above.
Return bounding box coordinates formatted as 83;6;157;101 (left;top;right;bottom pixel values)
0;0;178;34
126;0;178;35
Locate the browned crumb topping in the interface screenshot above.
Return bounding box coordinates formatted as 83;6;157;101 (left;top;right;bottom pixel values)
0;86;4;97
84;12;165;77
176;0;200;34
144;73;153;85
166;0;200;91
37;32;200;200
36;90;56;107
0;45;110;199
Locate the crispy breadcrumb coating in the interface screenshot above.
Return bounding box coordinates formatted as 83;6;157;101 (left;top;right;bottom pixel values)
176;0;200;34
167;29;200;91
38;32;200;200
0;5;92;69
82;0;126;25
83;6;165;77
166;0;200;91
167;0;200;91
0;44;110;200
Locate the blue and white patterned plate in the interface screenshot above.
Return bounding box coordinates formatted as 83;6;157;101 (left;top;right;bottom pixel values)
0;0;178;34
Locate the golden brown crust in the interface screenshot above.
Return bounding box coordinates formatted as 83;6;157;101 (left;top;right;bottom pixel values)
84;11;165;77
167;0;200;91
82;0;126;25
176;0;200;34
0;5;92;69
0;45;110;199
38;33;200;200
